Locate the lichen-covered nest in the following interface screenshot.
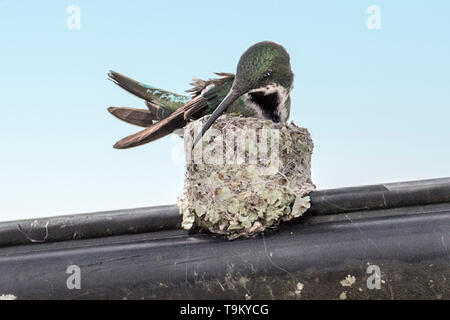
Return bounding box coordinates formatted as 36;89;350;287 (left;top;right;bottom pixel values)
177;115;315;240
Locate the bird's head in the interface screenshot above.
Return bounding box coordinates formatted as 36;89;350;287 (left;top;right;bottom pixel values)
234;41;293;97
194;41;293;147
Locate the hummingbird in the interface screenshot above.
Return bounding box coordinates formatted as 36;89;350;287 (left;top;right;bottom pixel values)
108;41;294;149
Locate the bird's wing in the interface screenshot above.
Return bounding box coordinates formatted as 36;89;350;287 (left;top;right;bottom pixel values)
108;70;193;126
113;95;207;149
110;72;235;149
108;70;190;112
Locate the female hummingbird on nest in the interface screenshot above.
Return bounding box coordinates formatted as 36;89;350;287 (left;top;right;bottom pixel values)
108;41;294;149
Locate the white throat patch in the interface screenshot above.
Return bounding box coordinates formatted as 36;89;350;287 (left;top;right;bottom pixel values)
244;83;289;122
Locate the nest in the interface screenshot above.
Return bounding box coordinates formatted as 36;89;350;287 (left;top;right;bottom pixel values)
177;115;315;240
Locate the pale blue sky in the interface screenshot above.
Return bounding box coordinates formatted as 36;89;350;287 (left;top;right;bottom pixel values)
0;1;449;221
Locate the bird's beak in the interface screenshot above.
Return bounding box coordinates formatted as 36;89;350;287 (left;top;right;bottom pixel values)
192;88;243;148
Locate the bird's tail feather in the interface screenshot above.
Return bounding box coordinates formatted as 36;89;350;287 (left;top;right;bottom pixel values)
108;70;190;112
107;107;155;127
108;70;153;102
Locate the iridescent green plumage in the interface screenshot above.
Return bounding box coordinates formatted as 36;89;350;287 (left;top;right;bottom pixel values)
108;41;294;149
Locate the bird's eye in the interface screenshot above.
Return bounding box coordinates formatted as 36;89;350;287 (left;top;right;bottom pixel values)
262;70;272;80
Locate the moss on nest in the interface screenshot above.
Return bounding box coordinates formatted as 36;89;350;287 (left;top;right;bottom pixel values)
177;115;315;240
